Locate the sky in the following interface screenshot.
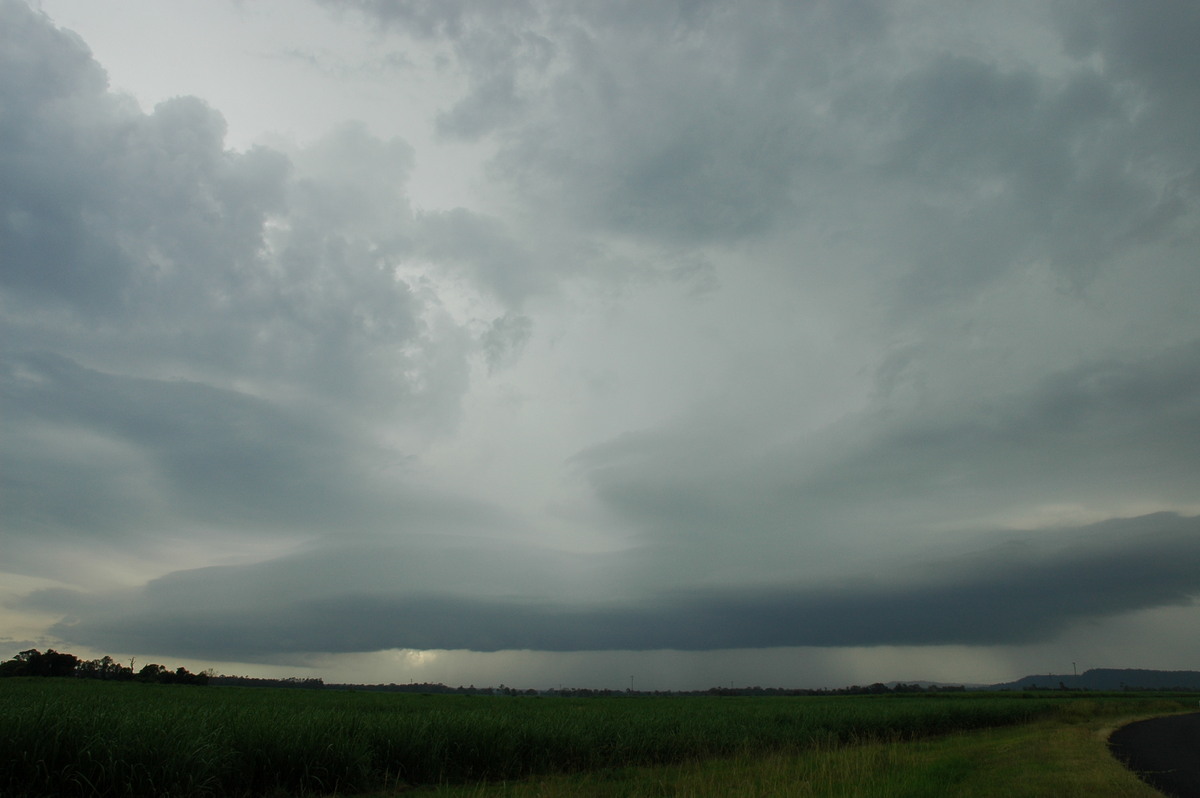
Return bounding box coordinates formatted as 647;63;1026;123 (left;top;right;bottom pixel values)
2;0;1199;691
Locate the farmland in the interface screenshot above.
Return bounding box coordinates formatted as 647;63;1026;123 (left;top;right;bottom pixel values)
1;678;1193;797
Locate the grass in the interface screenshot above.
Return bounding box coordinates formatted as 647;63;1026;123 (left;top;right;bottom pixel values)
0;679;1192;797
405;705;1174;797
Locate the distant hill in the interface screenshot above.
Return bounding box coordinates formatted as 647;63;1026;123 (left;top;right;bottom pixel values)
991;668;1200;691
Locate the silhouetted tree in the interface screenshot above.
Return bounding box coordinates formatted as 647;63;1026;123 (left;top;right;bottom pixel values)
137;663;168;682
2;649;213;685
0;649;79;677
77;655;133;681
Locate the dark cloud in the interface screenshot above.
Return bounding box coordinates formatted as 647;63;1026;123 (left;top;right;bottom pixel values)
329;0;1199;298
0;0;496;579
481;313;533;370
1058;0;1200;131
0;352;375;541
36;513;1200;658
877;51;1192;297
0;2;288;318
482;9;823;243
0;3;433;407
568;340;1200;590
326;1;874;242
322;0;536;40
415;208;543;305
826;341;1200;511
319;1;547;142
6;0;1200;682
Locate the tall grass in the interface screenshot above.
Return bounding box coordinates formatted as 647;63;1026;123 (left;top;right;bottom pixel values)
421;698;1186;798
1;679;1190;797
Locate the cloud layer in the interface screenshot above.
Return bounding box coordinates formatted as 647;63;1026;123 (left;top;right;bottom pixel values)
29;512;1200;658
3;0;1199;682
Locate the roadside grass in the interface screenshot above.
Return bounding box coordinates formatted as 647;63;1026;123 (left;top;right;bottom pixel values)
400;706;1173;798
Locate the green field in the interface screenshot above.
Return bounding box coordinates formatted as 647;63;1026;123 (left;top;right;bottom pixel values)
1;679;1192;797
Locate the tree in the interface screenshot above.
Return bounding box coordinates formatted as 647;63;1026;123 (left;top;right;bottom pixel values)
79;655;133;681
137;663;168;682
2;649;208;685
0;649;79;678
43;649;80;677
0;649;40;677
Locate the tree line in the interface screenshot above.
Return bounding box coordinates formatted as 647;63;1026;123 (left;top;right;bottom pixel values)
0;649;210;685
2;648;972;695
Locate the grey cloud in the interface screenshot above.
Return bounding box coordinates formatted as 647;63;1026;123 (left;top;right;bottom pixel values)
436;71;523;140
327;1;863;241
0;352;376;542
0;345;524;587
571;341;1200;585
0;5;288;318
481;313;532;371
0;2;447;409
333;0;1199;301
1058;0;1200;131
277;47;415;80
415;208;543;305
876;52;1185;298
39;513;1200;658
485;12;819;243
0;1;496;401
289;121;413;233
875;339;1200;490
8;0;1200;683
321;0;536;39
0;2;500;582
320;1;546;141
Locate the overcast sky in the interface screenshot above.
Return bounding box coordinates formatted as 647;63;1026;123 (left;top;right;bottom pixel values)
3;0;1199;690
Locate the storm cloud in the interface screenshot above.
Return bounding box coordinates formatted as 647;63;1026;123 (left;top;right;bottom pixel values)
3;0;1199;686
25;512;1200;659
